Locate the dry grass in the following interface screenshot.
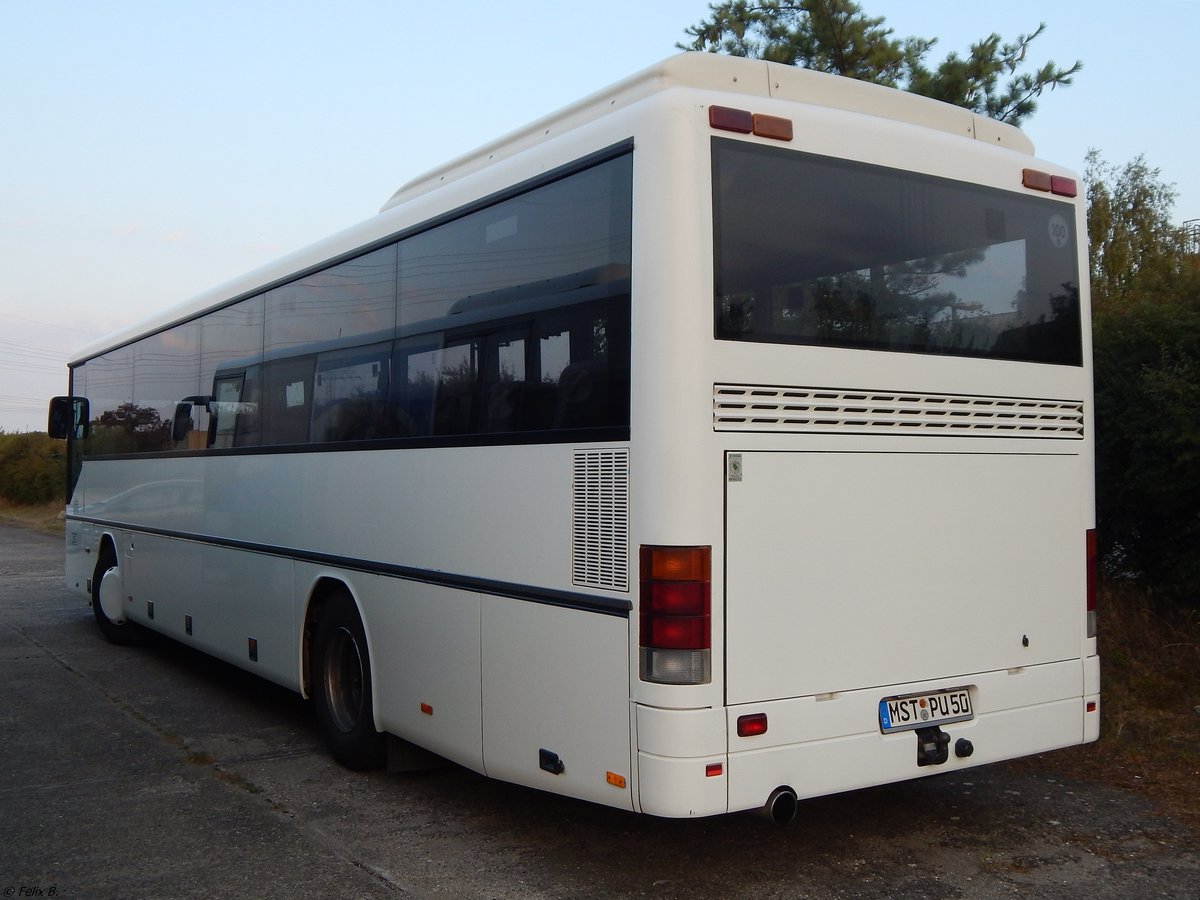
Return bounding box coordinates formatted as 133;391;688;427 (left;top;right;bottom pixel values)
0;499;65;534
1017;581;1200;835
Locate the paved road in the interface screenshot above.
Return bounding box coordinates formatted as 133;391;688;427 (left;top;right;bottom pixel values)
0;524;1196;899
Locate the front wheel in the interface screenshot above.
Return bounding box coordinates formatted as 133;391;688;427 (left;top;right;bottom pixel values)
311;590;385;770
91;544;143;646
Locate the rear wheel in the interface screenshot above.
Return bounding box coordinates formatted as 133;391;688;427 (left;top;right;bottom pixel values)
91;543;143;646
311;589;385;770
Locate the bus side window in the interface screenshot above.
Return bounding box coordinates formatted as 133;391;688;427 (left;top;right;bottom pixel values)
544;305;615;429
311;343;391;443
482;330;529;433
431;341;479;435
208;370;263;448
209;374;246;449
261;356;314;446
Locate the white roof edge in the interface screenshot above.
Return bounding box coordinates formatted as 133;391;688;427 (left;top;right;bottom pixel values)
381;52;1033;211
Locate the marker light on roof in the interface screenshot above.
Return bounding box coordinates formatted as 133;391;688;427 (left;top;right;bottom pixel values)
709;105;753;134
1023;168;1078;197
709;106;793;141
752;113;793;141
1051;175;1078;197
1022;168;1054;192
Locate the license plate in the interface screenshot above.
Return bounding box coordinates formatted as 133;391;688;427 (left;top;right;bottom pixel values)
879;687;973;734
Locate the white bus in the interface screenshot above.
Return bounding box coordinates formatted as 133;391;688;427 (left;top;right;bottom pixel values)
50;53;1099;822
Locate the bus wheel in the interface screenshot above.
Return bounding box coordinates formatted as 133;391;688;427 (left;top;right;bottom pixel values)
312;590;385;770
91;544;143;646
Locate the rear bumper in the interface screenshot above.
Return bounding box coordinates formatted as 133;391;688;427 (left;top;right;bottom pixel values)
636;656;1100;818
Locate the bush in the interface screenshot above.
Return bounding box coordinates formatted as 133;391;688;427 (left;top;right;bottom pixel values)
1087;152;1200;604
0;432;65;504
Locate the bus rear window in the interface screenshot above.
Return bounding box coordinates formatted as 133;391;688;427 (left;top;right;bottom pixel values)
712;138;1082;366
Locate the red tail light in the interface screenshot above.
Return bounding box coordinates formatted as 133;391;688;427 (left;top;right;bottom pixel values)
1086;529;1097;638
640;546;712;684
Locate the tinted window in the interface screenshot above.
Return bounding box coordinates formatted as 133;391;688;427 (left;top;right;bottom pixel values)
133;322;203;452
311;343;392;442
398;155;633;330
201;295;264;400
260;356;314;445
85;148;632;455
264;245;396;356
209;366;262;449
713;139;1082;365
382;151;632;440
81;348;136;456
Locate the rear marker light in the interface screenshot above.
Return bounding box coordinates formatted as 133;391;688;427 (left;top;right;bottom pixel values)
1051;175;1078;197
1022;168;1053;192
709;105;753;134
1086;701;1098;714
709;105;793;141
752;113;793;141
420;702;433;716
639;545;712;684
737;713;768;737
1024;168;1078;198
706;763;724;778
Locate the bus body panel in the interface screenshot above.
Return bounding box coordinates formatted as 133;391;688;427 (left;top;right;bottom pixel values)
345;572;485;772
725;449;1087;706
481;597;633;810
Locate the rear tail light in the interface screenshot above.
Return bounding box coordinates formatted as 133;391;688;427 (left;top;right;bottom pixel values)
640;546;712;684
1086;529;1097;638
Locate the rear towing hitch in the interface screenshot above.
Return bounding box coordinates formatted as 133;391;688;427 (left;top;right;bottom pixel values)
915;726;951;766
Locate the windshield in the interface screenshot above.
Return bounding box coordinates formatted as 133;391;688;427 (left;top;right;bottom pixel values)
712;138;1082;366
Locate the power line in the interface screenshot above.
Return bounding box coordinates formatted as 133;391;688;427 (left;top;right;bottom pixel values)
0;310;99;336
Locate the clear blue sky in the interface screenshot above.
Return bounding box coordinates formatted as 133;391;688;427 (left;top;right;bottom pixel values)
2;0;1197;432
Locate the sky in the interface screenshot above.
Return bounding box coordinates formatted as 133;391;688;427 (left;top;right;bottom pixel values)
2;0;1198;432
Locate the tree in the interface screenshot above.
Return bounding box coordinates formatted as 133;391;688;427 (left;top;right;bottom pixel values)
1086;152;1200;602
681;0;1081;125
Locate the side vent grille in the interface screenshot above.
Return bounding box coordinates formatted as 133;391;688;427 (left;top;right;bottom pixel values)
572;450;630;591
714;384;1084;438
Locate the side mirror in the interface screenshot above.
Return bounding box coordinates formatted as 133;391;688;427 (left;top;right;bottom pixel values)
171;403;194;443
48;396;89;440
182;394;214;413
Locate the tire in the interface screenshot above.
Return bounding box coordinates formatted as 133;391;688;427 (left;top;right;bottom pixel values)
311;589;386;770
91;543;144;646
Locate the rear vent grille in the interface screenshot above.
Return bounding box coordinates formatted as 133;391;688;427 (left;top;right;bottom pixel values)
714;384;1084;438
572;450;630;591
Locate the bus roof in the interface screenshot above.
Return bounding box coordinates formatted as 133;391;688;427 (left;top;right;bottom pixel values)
380;52;1034;210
